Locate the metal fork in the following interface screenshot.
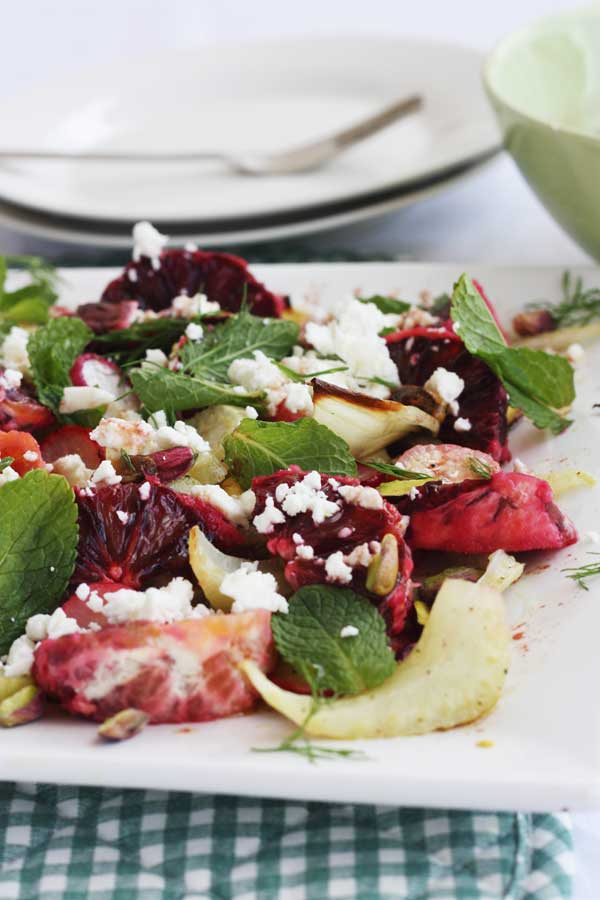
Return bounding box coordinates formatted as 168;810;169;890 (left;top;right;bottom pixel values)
0;94;422;176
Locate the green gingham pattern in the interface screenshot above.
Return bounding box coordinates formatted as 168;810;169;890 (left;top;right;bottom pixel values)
0;783;572;899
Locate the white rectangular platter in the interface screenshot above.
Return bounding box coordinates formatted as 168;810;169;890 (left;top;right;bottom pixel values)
2;262;600;812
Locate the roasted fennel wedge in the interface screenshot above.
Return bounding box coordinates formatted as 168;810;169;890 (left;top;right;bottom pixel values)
242;579;510;739
311;379;438;458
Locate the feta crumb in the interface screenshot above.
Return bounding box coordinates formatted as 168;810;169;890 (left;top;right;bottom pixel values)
337;484;383;510
132;221;168;270
98;577;203;624
408;486;420;501
512;457;529;474
139;481;151;500
454;417;472;432
59;386;116;415
340;625;359;638
567;343;585;362
281;381;313;416
142;348;168;369
91;413;209;456
185;322;204;342
172;292;219;317
0;367;23;390
3;635;36;676
128;268;138;282
0;465;20;487
23;450;38;462
325;551;353;584
116;510;130;525
244;406;259;420
220;562;288;614
338;527;353;539
278;471;339;524
0;327;30;373
91;460;122;487
75;583;91;601
190;484;256;526
253;496;286;534
52;454;92;487
424;367;464;406
296;544;314;560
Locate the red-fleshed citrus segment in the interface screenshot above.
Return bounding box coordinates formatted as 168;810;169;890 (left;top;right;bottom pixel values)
0;431;44;475
408;471;578;553
32;611;276;724
41;425;104;469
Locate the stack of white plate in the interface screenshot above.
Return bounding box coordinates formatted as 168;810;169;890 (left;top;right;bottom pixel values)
0;38;501;247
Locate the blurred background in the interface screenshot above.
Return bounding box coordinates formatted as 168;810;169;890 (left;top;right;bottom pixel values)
0;0;589;264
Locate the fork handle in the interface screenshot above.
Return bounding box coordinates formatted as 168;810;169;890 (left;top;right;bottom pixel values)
333;94;423;150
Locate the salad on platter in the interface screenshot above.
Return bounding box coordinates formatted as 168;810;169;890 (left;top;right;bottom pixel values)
0;222;596;751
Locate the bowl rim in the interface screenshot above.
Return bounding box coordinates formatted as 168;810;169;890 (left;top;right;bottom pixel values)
483;5;600;147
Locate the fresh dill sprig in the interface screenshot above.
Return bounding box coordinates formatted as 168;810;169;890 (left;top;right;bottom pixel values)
562;553;600;591
275;362;349;383
528;271;600;328
0;456;15;472
252;687;367;763
468;457;493;479
365;459;429;481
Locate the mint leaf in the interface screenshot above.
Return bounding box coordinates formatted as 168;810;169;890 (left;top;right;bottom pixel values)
0;470;78;654
95;317;198;364
129;366;264;414
451;274;574;434
181;309;299;381
272;585;396;695
223;418;357;488
451;275;506;355
358;295;411;315
0;255;59;325
28;317;93;412
364;459;429;480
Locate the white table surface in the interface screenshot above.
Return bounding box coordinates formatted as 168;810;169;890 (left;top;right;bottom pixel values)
0;1;598;895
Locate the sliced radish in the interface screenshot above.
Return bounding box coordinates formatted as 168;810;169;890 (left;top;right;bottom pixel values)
395;444;500;484
70;354;128;396
41;425;104;469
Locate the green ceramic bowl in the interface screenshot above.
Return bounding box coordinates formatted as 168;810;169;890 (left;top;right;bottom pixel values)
484;8;600;260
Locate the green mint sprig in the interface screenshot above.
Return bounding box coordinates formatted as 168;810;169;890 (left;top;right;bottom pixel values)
223;418;357;488
0;255;60;325
451;275;575;434
129;366;265;414
27;317;95;420
0;470;78;654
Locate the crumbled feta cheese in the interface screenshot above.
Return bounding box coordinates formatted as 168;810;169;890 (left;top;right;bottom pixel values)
338;526;353;539
75;583;91;601
279;471;340;524
0;327;30;373
220;562;288;614
91;460;122;487
340;625;359;638
23;450;38;462
0;465;20;487
281;381;313;416
128;268;138;283
139;481;151;500
96;577;205;624
244;406;258;419
424;368;464;407
304;299;399;388
2;635;36;677
408;486;420;501
454;417;472;432
253;497;286;534
0;367;23;390
132;221;168;270
142;348;169;369
296;544;314;560
185;322;204;342
343;541;380;568
171;292;219;317
229;350;285;393
26;608;81;642
325;551;353;584
512;457;529;474
91;413;209;456
567;343;585;362
52;454;92;487
116;510;130;525
59;386;116;414
86;591;105;613
190;484;256;526
396;307;438;330
292;532;303;545
337;484;383;510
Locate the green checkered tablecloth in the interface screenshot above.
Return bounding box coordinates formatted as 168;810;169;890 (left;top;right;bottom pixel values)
0;783;573;899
